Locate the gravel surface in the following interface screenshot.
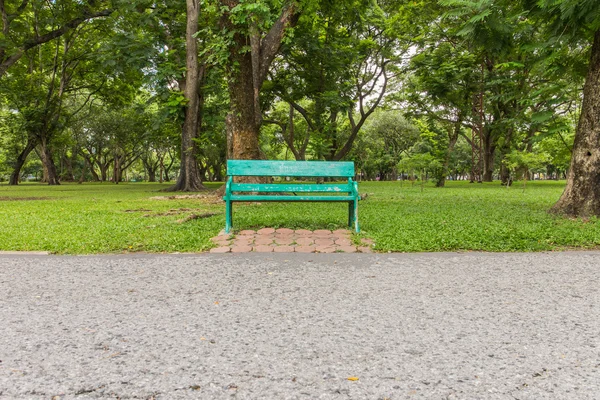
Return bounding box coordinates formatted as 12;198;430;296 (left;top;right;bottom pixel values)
0;252;599;399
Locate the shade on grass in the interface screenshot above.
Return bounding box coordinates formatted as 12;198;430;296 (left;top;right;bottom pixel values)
0;180;598;254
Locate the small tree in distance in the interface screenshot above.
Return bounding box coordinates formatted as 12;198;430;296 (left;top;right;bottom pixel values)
398;154;442;192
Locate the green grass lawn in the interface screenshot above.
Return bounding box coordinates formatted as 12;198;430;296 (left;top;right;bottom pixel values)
1;180;599;254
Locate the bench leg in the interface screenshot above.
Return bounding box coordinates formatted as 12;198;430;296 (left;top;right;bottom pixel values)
348;200;360;233
353;199;360;233
225;200;233;234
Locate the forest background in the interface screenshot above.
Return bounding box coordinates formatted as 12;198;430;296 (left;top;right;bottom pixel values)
1;0;600;254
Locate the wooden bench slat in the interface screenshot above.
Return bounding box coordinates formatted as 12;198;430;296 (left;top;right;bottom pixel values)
227;160;355;177
230;195;356;202
231;183;353;193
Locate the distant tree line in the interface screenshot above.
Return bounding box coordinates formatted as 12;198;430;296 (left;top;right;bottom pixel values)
0;0;599;217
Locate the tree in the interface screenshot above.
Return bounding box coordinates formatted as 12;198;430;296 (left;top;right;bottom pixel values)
407;41;476;186
0;0;146;185
351;110;419;180
165;0;206;191
219;0;299;162
267;0;409;162
398;153;442;192
0;0;114;78
530;1;600;217
3;26;105;185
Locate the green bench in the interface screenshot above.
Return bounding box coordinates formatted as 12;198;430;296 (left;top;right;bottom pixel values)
223;160;360;234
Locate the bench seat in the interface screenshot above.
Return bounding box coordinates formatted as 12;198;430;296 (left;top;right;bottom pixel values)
230;195;357;202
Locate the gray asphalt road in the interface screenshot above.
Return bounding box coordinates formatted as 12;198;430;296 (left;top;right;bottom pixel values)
0;252;599;399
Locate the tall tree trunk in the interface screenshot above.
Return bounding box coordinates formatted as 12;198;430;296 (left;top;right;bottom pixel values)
9;137;37;185
213;163;223;181
143;158;158;182
164;153;174;182
499;129;514;186
81;154;100;181
221;1;298;162
61;153;75;181
88;163;99;181
159;156;164;183
99;163;108;182
113;155;120;184
437;117;462;188
78;159;86;184
552;29;600;217
482;128;496;182
39;138;60;185
227;38;261;161
165;0;205;192
226;113;234;160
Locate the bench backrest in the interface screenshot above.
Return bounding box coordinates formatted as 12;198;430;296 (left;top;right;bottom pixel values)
227;160;355;178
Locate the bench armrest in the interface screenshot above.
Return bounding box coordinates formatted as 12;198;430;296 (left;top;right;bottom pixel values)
223;176;233;200
348;177;359;198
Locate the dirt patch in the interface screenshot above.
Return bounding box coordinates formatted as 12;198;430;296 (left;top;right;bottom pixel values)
150;194;221;204
143;208;216;218
177;212;219;223
150;194;210;200
124;209;153;213
0;196;52;201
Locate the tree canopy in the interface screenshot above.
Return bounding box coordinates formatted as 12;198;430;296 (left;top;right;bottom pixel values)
0;0;598;216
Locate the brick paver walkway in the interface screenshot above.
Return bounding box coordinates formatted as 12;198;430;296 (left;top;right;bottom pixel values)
210;229;374;253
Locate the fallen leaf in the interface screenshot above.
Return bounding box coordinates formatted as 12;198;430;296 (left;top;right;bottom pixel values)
347;377;359;381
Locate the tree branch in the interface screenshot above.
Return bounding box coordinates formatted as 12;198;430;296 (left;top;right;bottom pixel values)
289;101;317;132
257;2;299;86
334;65;389;161
0;8;113;78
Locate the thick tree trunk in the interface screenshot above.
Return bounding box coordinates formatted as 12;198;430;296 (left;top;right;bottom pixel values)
9;138;37;185
226;113;234;160
164;155;174;182
213;163;224;181
89;165;99;181
159;156;164;183
143;158;158;182
81;154;100;181
482;129;496;182
500;163;512;186
165;0;205;192
437;118;462;188
228;42;261;161
39;139;60;185
199;162;207;181
78;160;86;184
148;169;156;182
61;153;76;181
221;0;298;163
113;156;120;184
551;29;600;217
99;164;108;182
499;129;514;186
222;27;266;187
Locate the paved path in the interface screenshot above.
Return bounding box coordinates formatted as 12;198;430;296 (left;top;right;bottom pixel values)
210;229;373;253
0;252;598;399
